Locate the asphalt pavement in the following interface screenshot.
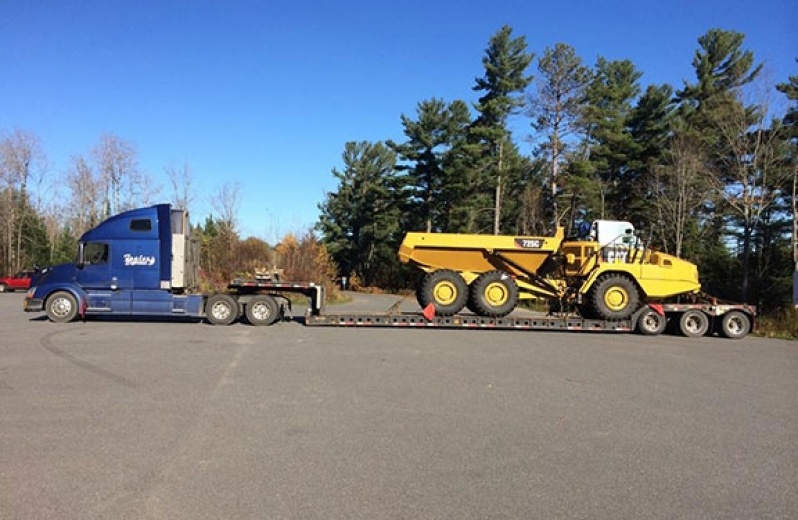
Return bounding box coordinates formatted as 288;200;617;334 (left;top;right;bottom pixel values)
1;291;796;519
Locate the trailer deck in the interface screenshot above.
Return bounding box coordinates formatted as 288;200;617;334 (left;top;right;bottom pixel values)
305;311;634;332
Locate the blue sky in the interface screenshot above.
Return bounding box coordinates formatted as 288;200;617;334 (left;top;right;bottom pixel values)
1;1;796;240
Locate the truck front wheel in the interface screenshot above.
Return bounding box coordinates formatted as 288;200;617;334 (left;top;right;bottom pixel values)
589;274;640;320
205;294;239;325
417;270;468;316
46;291;78;323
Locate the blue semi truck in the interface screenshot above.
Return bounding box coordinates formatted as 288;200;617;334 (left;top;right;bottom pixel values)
23;204;324;325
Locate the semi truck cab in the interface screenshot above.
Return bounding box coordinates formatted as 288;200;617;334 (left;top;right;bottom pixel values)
24;204;204;321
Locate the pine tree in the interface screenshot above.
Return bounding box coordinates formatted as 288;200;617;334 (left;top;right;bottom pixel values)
388;98;471;232
675;28;763;159
627;84;676;227
470;25;533;234
581;58;642;221
528;42;590;229
317;141;401;286
776;62;798;285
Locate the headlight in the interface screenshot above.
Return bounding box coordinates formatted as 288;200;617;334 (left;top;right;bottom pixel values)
26;288;36;298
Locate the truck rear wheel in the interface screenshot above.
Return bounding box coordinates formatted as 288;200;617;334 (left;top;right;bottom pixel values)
719;311;751;339
469;270;518;317
205;294;239;325
245;295;279;326
46;291;78;323
636;308;667;336
417;270;468;316
679;309;709;337
589;274;640;320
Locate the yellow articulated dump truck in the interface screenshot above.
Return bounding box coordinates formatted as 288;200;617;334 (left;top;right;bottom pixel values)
396;220;755;339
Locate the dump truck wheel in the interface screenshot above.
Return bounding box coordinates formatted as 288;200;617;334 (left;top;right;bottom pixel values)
719;310;750;339
46;291;78;323
245;295;279;326
205;294;239;325
417;270;468;316
679;309;709;337
636;308;667;336
589;274;640;320
469;270;519;317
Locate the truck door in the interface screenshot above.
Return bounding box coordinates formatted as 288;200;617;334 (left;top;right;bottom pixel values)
75;241;131;313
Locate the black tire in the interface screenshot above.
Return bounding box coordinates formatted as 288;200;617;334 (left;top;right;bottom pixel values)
719;311;751;339
245;295;279;326
205;294;239;325
46;291;78;323
468;270;519;317
636;308;667;336
589;274;640;320
679;309;709;337
416;270;468;316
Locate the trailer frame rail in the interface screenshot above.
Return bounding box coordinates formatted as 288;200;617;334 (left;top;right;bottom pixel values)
306;311;633;332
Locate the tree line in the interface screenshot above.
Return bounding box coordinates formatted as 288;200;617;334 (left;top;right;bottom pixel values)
317;26;798;315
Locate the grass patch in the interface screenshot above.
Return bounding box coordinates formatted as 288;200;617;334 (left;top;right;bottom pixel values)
754;307;798;340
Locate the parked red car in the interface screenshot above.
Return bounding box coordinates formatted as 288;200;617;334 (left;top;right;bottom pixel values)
0;270;34;292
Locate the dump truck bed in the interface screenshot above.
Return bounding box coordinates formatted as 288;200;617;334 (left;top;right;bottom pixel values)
398;230;564;275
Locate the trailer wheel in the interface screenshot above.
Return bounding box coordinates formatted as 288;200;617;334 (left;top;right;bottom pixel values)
589;274;640;320
636;308;667;336
46;291;78;323
245;295;279;326
469;270;519;317
417;270;468;316
719;311;751;339
679;309;709;337
205;294;239;325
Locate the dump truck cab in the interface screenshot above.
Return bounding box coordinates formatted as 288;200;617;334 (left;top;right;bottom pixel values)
559;221;700;319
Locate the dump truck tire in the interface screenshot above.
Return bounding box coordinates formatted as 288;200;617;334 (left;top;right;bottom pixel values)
469;270;519;317
417;270;468;316
719;310;750;339
205;294;239;325
589;274;640;320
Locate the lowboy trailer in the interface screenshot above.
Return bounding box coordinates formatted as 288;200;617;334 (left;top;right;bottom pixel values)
23;204;754;339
